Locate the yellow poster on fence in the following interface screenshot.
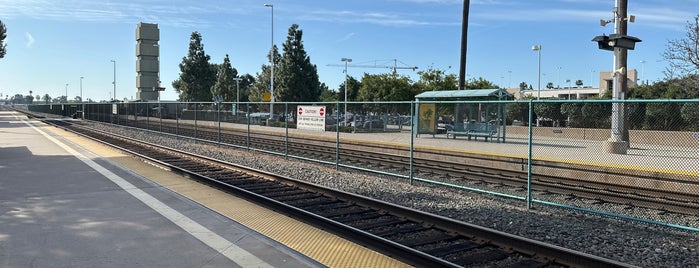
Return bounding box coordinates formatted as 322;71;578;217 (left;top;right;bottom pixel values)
418;103;436;134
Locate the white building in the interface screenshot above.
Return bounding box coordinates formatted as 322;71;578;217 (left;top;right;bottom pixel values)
508;69;638;100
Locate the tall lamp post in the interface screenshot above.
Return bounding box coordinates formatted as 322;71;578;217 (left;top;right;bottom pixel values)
341;57;352;119
65;83;69;102
264;3;274;118
639;60;645;85
80;76;84;102
232;77;242;110
110;59;116;101
531;45;541;100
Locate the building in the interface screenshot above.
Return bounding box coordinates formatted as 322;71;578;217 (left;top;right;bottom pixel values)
508;69;638;100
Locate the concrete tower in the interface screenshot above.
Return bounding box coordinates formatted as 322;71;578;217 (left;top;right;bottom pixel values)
136;23;160;101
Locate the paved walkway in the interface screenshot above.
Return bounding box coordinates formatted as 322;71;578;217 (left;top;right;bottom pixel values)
0;111;324;268
206;120;699;175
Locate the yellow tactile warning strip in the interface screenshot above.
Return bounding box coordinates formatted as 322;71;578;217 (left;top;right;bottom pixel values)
47;125;410;268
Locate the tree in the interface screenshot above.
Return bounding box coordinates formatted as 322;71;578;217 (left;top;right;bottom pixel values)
42;94;51;104
318;83;336;102
250;45;280;102
507;94;534;125
211;54;238;102
172;32;217;102
357;73;415;102
464;77;498;89
338;76;361;102
414;67;458;93
356;73;415;114
0;19;7;58
533;100;565;126
575;79;583;87
519;82;528;91
276;24;321;102
680;102;699;130
663;15;699;76
235;73;255;103
546;82;554;89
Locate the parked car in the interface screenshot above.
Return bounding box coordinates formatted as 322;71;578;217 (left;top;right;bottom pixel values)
362;119;384;129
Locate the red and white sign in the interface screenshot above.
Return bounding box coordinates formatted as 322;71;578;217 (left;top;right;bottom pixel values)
296;105;326;131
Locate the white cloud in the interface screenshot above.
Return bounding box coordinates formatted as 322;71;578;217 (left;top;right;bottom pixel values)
25;32;34;47
338;32;356;42
0;0;239;28
299;9;457;27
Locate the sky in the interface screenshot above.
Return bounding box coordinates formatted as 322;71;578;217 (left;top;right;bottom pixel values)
0;0;697;102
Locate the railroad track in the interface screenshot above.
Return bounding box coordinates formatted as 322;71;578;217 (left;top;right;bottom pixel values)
89;116;699;216
43;119;631;267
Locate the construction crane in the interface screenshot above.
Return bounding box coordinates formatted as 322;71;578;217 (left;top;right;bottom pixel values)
327;59;418;73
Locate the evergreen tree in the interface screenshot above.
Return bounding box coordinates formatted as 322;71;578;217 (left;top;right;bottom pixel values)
319;83;337;102
250;45;280;102
277;24;321;102
237;73;255;103
338;76;361;102
172;32;216;102
212;54;238;102
0;20;6;58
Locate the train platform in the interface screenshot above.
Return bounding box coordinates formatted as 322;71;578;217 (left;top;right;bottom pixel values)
211;120;698;176
0;111;408;267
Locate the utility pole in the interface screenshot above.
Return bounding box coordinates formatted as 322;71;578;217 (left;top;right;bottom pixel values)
618;0;630;146
458;0;470;90
594;0;638;154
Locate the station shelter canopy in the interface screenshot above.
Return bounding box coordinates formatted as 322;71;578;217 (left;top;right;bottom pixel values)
413;89;512;141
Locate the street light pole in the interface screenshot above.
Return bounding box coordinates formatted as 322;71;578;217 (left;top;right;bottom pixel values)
341;57;352;119
110;60;116;101
232;77;242;108
264;3;274;118
80;76;83;102
557;67;563;88
532;45;541;100
639;60;645;85
65;83;69;102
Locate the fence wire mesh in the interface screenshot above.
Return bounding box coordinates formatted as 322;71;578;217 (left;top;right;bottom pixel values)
24;99;699;230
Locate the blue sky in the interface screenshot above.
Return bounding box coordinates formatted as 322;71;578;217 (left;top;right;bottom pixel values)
0;0;697;101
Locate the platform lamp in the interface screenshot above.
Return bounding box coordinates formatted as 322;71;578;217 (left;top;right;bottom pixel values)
531;45;541;100
110;59;116;101
264;3;274;118
341;57;352;120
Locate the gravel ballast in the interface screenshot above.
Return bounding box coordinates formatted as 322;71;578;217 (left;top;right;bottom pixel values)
90;123;699;267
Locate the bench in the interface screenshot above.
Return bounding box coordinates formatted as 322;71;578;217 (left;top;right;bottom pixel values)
447;122;499;141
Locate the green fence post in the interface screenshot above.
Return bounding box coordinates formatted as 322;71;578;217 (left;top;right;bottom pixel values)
527;99;534;209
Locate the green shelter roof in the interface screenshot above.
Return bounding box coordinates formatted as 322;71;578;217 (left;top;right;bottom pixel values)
414;88;512;100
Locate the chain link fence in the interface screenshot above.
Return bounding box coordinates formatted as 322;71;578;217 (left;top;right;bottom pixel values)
24;99;699;231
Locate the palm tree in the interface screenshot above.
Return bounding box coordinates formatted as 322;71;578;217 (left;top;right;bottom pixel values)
546;82;554;89
42;94;51;104
575;80;583;88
